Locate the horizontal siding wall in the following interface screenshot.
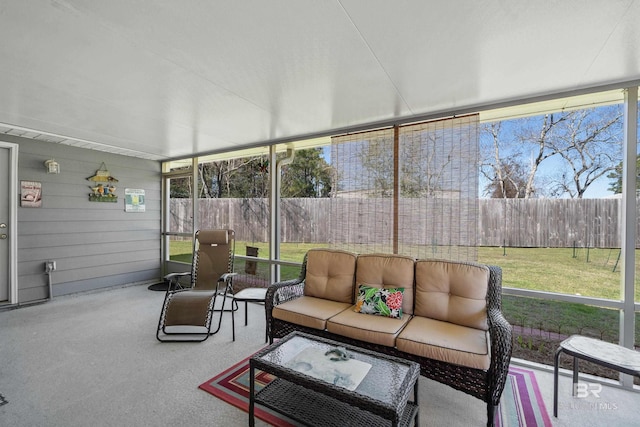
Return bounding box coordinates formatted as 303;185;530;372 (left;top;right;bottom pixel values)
10;136;161;302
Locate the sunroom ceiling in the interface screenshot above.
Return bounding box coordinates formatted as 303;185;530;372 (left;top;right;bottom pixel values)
0;1;639;161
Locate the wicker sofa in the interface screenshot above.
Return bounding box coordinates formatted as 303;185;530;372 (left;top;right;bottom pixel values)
265;249;512;427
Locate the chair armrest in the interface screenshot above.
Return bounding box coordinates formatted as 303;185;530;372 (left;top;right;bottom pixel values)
164;272;192;291
218;272;238;282
215;272;238;295
164;271;190;280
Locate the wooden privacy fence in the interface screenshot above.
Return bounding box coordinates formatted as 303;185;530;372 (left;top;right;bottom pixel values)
170;197;638;248
479;198;623;248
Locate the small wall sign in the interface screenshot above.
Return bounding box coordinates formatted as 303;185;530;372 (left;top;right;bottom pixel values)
20;181;42;208
125;188;145;212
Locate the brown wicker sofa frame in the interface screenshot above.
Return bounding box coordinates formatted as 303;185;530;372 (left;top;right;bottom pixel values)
265;254;512;427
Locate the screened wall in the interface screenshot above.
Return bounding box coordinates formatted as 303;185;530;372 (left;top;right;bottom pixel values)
162;86;640;388
329;115;479;261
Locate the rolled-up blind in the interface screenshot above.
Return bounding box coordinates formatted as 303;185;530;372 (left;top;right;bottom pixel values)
330;114;479;261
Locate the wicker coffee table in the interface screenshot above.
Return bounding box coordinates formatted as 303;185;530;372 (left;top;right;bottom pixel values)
249;331;420;427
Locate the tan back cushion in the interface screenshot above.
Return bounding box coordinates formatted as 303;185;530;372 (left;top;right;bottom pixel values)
355;254;415;315
414;259;489;330
304;249;357;303
194;229;233;291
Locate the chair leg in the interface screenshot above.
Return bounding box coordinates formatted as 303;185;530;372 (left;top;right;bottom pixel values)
209;292;226;336
156;292;171;342
486;403;496;427
244;301;249;325
209;280;238;338
231;298;236;342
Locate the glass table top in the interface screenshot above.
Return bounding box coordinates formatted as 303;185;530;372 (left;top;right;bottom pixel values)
254;332;417;405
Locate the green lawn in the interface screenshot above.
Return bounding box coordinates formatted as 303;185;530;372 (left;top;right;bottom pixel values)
480;247;639;343
476;246;633;300
169;242;636;299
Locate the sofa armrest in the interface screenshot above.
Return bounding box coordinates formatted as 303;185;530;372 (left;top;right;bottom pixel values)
265;253;312;340
487;307;513;405
265;277;305;310
485;265;513;406
265;277;305;340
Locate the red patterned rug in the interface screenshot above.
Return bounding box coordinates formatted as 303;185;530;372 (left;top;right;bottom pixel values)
199;355;296;426
199;355;551;426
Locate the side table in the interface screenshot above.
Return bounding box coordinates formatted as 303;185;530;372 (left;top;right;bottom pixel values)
231;287;268;342
553;335;640;417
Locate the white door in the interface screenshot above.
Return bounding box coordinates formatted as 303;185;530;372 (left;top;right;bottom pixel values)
0;142;17;304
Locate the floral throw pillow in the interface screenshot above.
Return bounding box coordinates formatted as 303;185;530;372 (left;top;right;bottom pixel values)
353;284;404;319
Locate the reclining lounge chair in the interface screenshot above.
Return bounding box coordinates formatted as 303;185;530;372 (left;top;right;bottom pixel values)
156;229;236;342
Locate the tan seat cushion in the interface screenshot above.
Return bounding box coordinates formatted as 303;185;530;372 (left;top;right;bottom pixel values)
164;290;217;326
414;259;489;330
304;249;357;303
396;316;490;370
272;296;351;331
355;254;415;315
327;307;411;347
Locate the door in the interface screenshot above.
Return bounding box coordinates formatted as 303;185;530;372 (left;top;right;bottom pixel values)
0;142;17;304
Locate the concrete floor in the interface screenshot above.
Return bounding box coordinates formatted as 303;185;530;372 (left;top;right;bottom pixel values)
0;284;638;426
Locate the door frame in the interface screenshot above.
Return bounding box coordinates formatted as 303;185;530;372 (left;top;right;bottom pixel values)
0;140;18;304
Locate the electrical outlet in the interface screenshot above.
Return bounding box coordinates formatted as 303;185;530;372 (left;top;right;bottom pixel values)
45;260;56;272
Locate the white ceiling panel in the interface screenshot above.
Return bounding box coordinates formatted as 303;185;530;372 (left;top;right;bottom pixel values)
0;1;638;160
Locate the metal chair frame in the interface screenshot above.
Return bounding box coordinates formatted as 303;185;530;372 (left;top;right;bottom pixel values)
156;229;237;342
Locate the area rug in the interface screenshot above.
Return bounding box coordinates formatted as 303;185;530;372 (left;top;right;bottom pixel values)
495;366;552;427
199;355;296;427
199;356;551;427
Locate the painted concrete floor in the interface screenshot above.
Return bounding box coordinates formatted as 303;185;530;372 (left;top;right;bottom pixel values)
1;284;638;426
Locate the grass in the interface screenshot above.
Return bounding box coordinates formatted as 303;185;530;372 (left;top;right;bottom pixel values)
476;246;632;300
480;246;640;344
501;295;630;342
168;240;640;343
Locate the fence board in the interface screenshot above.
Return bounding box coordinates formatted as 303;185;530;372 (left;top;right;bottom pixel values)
170;197;635;248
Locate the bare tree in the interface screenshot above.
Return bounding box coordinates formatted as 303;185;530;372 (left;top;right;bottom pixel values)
400;132;455;197
358;134;394;197
480;122;532;198
480;105;622;199
546;107;623;198
518;113;569;198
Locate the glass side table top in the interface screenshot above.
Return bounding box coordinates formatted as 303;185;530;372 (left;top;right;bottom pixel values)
253;332;418;406
561;335;640;373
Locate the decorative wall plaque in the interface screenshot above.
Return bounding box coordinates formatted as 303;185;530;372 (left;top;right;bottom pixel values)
87;162;118;202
